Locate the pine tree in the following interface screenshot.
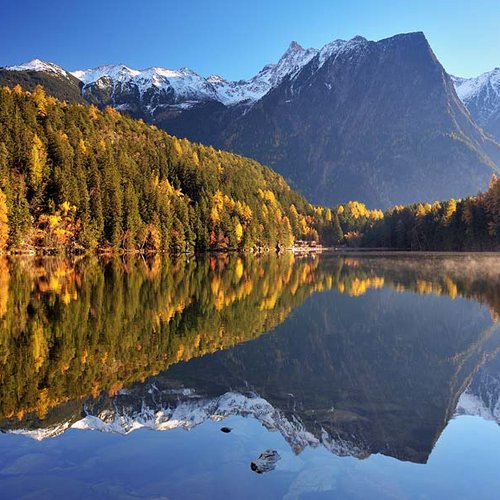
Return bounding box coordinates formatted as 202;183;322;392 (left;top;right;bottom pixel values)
0;189;8;251
333;214;344;244
123;184;142;250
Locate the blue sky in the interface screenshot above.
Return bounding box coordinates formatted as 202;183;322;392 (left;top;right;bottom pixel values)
1;0;499;79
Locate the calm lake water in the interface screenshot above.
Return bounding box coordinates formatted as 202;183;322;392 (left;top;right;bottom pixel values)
0;253;499;499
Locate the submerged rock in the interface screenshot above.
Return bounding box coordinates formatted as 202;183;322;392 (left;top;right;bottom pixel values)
250;449;281;474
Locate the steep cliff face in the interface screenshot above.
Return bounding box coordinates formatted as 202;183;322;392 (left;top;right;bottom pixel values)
204;33;499;208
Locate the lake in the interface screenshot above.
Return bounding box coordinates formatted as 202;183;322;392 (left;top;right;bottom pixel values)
0;253;499;499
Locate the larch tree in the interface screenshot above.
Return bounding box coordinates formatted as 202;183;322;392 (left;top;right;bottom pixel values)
0;189;8;251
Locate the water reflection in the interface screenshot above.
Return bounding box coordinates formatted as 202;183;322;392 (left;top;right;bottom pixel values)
1;253;500;466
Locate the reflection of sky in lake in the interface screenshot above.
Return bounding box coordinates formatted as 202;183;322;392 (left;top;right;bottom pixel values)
0;415;499;499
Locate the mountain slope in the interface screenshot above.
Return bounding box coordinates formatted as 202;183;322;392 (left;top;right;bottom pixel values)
453;68;500;143
190;32;499;208
0;86;330;253
0;59;84;103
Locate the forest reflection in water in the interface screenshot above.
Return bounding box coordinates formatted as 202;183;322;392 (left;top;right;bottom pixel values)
0;252;499;465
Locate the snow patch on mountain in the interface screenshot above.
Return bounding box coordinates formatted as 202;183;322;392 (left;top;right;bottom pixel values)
453;68;500;126
71;64;141;84
456;391;500;424
5;59;71;79
317;36;368;69
454;69;500;103
208;42;318;105
455;362;500;425
8;420;72;441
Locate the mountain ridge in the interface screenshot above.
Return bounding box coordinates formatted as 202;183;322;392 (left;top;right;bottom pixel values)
195;31;500;207
453;68;500;143
2;32;500;209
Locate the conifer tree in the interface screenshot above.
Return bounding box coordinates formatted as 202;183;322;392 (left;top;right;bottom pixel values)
333;213;344;244
0;189;8;251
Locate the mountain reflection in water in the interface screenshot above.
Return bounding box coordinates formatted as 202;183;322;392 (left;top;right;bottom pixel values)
0;253;499;465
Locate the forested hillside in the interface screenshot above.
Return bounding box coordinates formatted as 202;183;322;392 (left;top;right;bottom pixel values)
0;85;337;253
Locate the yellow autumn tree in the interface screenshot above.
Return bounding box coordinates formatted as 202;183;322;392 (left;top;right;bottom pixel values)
415;203;431;217
234;221;243;243
192;151;200;166
172;137;183;156
78;138;87;155
346;201;369;219
88;105;99;121
0;257;8;318
32;85;47;117
444;198;457;225
29;134;47;187
0;189;8;251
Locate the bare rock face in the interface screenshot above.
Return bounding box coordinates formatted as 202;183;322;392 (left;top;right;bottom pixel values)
250;449;281;474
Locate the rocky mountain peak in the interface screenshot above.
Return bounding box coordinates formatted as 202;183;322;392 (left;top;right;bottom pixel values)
5;58;70;79
286;40;304;52
453;66;500;141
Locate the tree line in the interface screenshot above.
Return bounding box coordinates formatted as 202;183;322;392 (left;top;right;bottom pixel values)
358;176;500;251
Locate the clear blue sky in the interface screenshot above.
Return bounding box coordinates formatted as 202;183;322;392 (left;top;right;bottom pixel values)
1;0;499;79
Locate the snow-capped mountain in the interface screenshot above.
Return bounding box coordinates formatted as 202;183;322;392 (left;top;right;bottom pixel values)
455;353;500;425
182;31;498;208
1;41;318;115
7;387;368;458
453;68;500;142
456;391;500;424
1;58;85;103
207;41;318;105
5;58;73;79
73;64;219;112
65;41;318;114
0;37;375;111
0;38;371;115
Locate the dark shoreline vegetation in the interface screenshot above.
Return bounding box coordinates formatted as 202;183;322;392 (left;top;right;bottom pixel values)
0;84;499;255
359;176;500;251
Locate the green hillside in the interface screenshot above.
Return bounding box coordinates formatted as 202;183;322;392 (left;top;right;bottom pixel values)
0;85;337;253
